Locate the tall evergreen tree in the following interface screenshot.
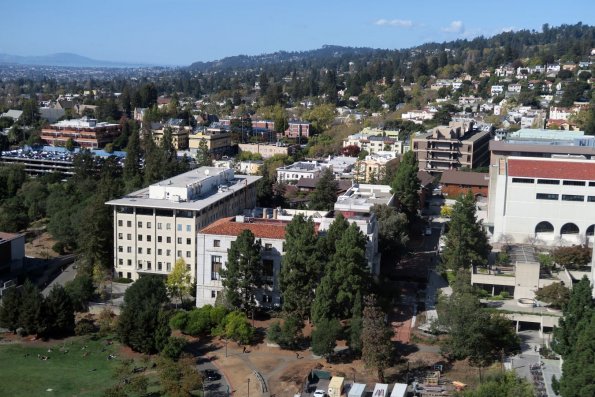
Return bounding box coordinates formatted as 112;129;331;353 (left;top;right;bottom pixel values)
123;123;142;191
441;191;491;270
390;151;420;220
559;311;595;397
280;215;320;321
18;280;43;335
362;295;393;381
43;284;75;337
309;168;338;211
0;286;20;332
221;230;263;313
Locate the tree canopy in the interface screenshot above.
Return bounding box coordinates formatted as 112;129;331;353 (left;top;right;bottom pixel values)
390;151;420;220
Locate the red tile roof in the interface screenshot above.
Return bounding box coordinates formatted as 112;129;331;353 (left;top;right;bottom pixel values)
508;159;595;181
199;217;289;239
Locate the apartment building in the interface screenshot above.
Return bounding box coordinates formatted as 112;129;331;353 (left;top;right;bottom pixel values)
106;167;260;281
412;121;490;174
276;161;327;183
284;120;311;139
354;152;398;183
188;125;231;155
343;133;405;155
41;117;121;149
238;143;297;159
151;119;190;150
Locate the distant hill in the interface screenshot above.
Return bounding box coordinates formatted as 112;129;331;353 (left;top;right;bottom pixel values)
0;52;151;68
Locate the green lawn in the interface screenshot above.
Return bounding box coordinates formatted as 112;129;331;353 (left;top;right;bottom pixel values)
0;336;124;397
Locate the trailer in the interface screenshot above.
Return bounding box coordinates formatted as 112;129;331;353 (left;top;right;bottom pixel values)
372;383;389;397
327;376;344;397
390;383;408;397
348;383;366;397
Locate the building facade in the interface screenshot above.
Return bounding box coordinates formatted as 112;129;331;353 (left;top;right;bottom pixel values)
238;143;297;159
276;161;327;183
106;167;260;281
41;117;121;149
188;126;231;155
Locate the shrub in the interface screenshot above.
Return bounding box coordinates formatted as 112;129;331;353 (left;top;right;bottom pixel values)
184;308;213;335
75;318;97;335
169;311;189;331
161;336;187;361
216;311;254;345
52;242;66;255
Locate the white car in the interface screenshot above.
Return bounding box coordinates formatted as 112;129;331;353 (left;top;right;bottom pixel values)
313;390;327;397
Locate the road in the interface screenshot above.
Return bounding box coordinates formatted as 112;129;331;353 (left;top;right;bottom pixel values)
39;255;77;297
187;342;231;397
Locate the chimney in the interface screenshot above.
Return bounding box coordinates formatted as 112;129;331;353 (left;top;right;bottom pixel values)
273;209;278;219
262;208;267;219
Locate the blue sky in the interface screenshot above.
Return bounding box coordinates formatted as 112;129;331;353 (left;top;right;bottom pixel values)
2;0;594;66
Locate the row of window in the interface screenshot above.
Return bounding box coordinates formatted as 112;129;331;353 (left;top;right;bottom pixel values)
117;234;192;245
211;239;273;251
512;177;595;186
117;258;191;272
117;220;193;232
536;193;595;202
117;246;193;257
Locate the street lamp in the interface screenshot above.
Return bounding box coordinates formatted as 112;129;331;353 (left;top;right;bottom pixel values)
247;378;250;397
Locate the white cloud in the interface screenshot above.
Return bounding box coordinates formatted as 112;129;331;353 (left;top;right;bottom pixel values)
374;19;413;28
442;20;464;33
500;26;516;33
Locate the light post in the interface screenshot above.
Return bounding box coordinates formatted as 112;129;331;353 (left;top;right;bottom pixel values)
247;378;250;397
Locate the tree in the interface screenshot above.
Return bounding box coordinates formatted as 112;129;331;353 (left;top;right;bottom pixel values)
553;276;594;358
361;295;393;381
460;372;533;397
0;287;20;332
161;336;187;361
220;230;263;313
311;318;342;357
167;258;193;307
43;284;75;337
303;104;335;134
19;280;43;335
559;311;595;397
123;125;142;191
551;245;591;270
534;282;571;309
215;311;254;345
267;315;304;349
371;204;409;258
158;356;202;397
117;275;170;354
309;168;338;211
441;191;491;270
390;151;420;220
196;139;212;167
64;274;95;312
280;215;321;320
348;291;364;356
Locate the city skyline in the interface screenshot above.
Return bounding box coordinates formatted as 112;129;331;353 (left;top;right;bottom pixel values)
2;0;594;66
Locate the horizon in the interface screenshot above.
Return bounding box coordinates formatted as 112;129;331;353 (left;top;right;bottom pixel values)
2;0;595;66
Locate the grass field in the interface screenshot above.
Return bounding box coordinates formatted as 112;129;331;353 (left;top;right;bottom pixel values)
0;336;126;397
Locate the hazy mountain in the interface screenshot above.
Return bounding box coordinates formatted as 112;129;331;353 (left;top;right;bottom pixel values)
0;52;151;68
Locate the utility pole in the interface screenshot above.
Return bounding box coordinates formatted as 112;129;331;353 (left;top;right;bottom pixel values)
247;378;250;397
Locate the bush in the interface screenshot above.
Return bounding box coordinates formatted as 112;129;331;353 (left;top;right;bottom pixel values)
52;242;66;255
311;318;342;357
499;291;511;299
184;308;213;336
215;311;254;345
112;277;133;284
169;311;189;331
161;336;187;361
266;317;303;349
75;318;97;335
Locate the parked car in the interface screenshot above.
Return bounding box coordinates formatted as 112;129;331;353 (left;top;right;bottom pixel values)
202;369;221;381
313;390;327;397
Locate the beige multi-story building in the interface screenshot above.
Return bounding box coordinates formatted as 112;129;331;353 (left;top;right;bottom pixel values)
412;121;490;174
237;143;297;159
106;167;260;281
354;152;399;183
343;133;405;155
151;119;190;150
188;126;231;155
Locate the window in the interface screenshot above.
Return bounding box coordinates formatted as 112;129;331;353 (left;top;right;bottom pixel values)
262;295;272;304
118;220;123;227
138;221;143;228
588;196;595;202
211;290;217;299
127;247;132;253
263;259;274;277
589;182;595;187
177;237;182;244
512;178;534;184
166;249;171;256
166;223;171;230
537;179;559;185
118;259;123;266
158;236;162;243
127;234;132;240
562;195;584;202
177;224;182;231
186;225;191;232
167;262;171;272
214;240;221;247
186;238;191;245
186;251;191;258
137;260;143;269
147;235;151;242
147;222;152;229
264;243;272;251
561;223;579;235
186;264;191;271
118;246;123;253
118;233;123;239
138;247;143;254
138;235;143;241
127;259;132;267
157;223;162;230
147;261;152;270
536;193;558;200
158;262;162;271
177;250;182;258
563;180;586;186
167;237;171;243
147;248;152;254
127;221;132;227
211;256;222;280
158;249;162;255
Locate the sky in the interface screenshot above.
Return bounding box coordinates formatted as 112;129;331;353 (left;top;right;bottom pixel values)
2;0;595;66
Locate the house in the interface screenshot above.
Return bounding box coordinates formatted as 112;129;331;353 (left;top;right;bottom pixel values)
276;161;327;183
0;109;23;122
152;119;191;150
508;84;522;93
106;167;261;281
440;170;489;198
490;85;504;96
343;133;405;156
354;152;399;183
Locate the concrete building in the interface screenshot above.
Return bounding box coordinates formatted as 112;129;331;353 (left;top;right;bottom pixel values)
0;232;25;275
188;125;231;156
40;117;121;149
238;143;297;159
412;121;490;174
276;161;327;183
106;167;260;281
490;156;595;245
152;119;190;150
284;120;311;139
354;152;398;183
343;133;405;156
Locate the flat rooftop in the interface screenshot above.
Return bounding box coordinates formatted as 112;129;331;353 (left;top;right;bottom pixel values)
335;183;394;210
106;167;260;211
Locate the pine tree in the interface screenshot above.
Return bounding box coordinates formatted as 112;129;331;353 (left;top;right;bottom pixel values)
196;139;212;167
559;311;595;397
317;212;350;262
123;123;142;191
309;168;338;211
18;280;43;335
43;284;75;337
348;291;364;355
0;287;20;332
279;215;320;321
441;191;491;271
311;274;337;325
390;151;420;220
362;295;393;381
221;230;263;313
311;318;342;357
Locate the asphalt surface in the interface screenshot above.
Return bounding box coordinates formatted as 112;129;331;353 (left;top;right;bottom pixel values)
187;343;231;397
